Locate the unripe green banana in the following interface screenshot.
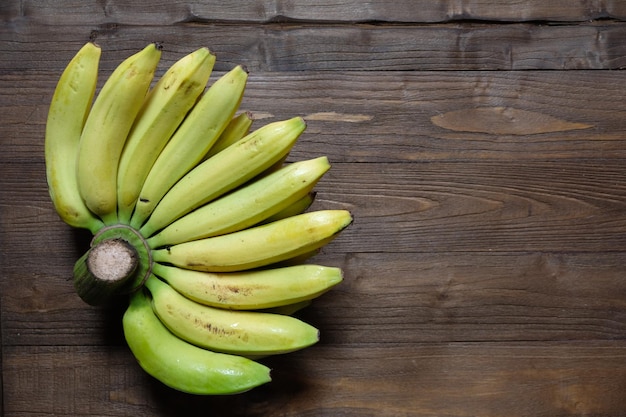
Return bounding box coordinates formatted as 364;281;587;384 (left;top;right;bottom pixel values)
152;209;352;272
45;42;103;233
117;48;216;224
146;157;330;247
76;43;161;226
203;111;254;160
139;117;307;238
145;276;320;356
130;65;249;229
152;262;342;310
123;288;271;394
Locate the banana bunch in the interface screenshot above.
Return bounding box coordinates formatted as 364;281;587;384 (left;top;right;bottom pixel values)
45;42;352;395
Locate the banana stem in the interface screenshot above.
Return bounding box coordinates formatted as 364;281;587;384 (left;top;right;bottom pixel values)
73;224;153;305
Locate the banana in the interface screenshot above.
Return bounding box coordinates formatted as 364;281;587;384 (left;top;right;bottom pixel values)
203;111;254;160
262;300;312;315
76;43;161;226
45;42;103;233
139;117;307;238
151;209;352;272
152;262;342;310
46;43;354;396
117;48;216;224
146;156;330;247
123;289;271;395
144;275;320;356
260;192;316;225
130;65;249;229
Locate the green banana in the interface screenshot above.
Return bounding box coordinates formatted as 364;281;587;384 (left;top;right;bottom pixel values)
123;289;271;394
45;42;103;233
145;276;320;356
146;156;330;247
139;117;307;238
76;43;161;226
130;65;249;229
203;111;254;160
117;48;216;224
152;262;343;310
152;209;353;272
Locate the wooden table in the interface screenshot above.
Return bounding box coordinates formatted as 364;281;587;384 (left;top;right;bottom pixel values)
2;1;626;416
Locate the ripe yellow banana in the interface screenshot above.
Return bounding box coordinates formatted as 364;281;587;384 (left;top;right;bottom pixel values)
203;111;254;160
152;209;352;272
152;262;342;310
123;289;271;394
117;48;216;224
262;300;312;315
260;192;316;224
146;156;330;247
130;65;249;229
139;117;307;238
76;43;161;226
45;42;103;233
144;276;320;356
47;44;354;396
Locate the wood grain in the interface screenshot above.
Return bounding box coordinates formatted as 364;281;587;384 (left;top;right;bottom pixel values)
2;1;626;416
3;343;626;417
3;22;626;71
3;71;626;164
2;0;626;24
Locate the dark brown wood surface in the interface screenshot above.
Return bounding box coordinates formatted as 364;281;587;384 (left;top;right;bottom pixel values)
2;1;626;416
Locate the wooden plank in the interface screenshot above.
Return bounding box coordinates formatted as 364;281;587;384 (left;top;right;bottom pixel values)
2;0;626;24
3;21;626;71
2;70;626;165
314;160;626;253
3;343;626;416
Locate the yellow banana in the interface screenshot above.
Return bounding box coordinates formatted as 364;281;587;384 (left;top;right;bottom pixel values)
146;156;330;247
145;276;320;356
123;289;271;395
152;262;342;310
76;43;161;226
203;111;254;160
139;117;306;238
117;48;216;224
262;300;312;315
151;209;352;272
130;65;249;229
260;192;316;225
45;42;103;233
